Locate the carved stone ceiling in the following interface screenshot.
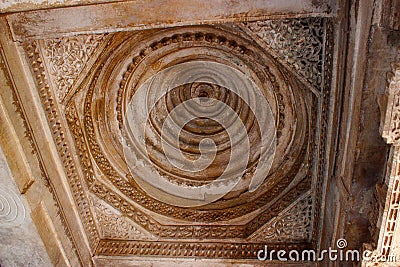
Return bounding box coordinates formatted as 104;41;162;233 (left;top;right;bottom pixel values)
4;0;400;265
15;17;334;262
0;0;348;262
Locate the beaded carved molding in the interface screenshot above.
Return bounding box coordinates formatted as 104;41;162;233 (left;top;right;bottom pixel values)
23;18;334;261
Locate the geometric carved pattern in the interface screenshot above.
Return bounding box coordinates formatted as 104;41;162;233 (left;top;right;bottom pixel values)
22;18;334;261
364;147;400;266
42;34;106;102
380;146;400;257
245;18;325;91
248;192;313;242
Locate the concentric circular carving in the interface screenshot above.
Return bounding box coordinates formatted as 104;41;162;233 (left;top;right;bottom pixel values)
82;25;311;220
147;81;261;184
123;60;276;206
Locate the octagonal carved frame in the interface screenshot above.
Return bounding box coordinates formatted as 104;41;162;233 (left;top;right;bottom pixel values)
6;16;335;263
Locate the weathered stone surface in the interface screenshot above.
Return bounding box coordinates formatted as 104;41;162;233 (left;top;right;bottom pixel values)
2;0;334;33
0;147;51;267
349;1;400;256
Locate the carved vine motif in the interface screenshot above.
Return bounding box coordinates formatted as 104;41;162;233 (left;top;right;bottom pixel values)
248;193;312;242
90;196;155;240
245;18;325;90
42;34;105;102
